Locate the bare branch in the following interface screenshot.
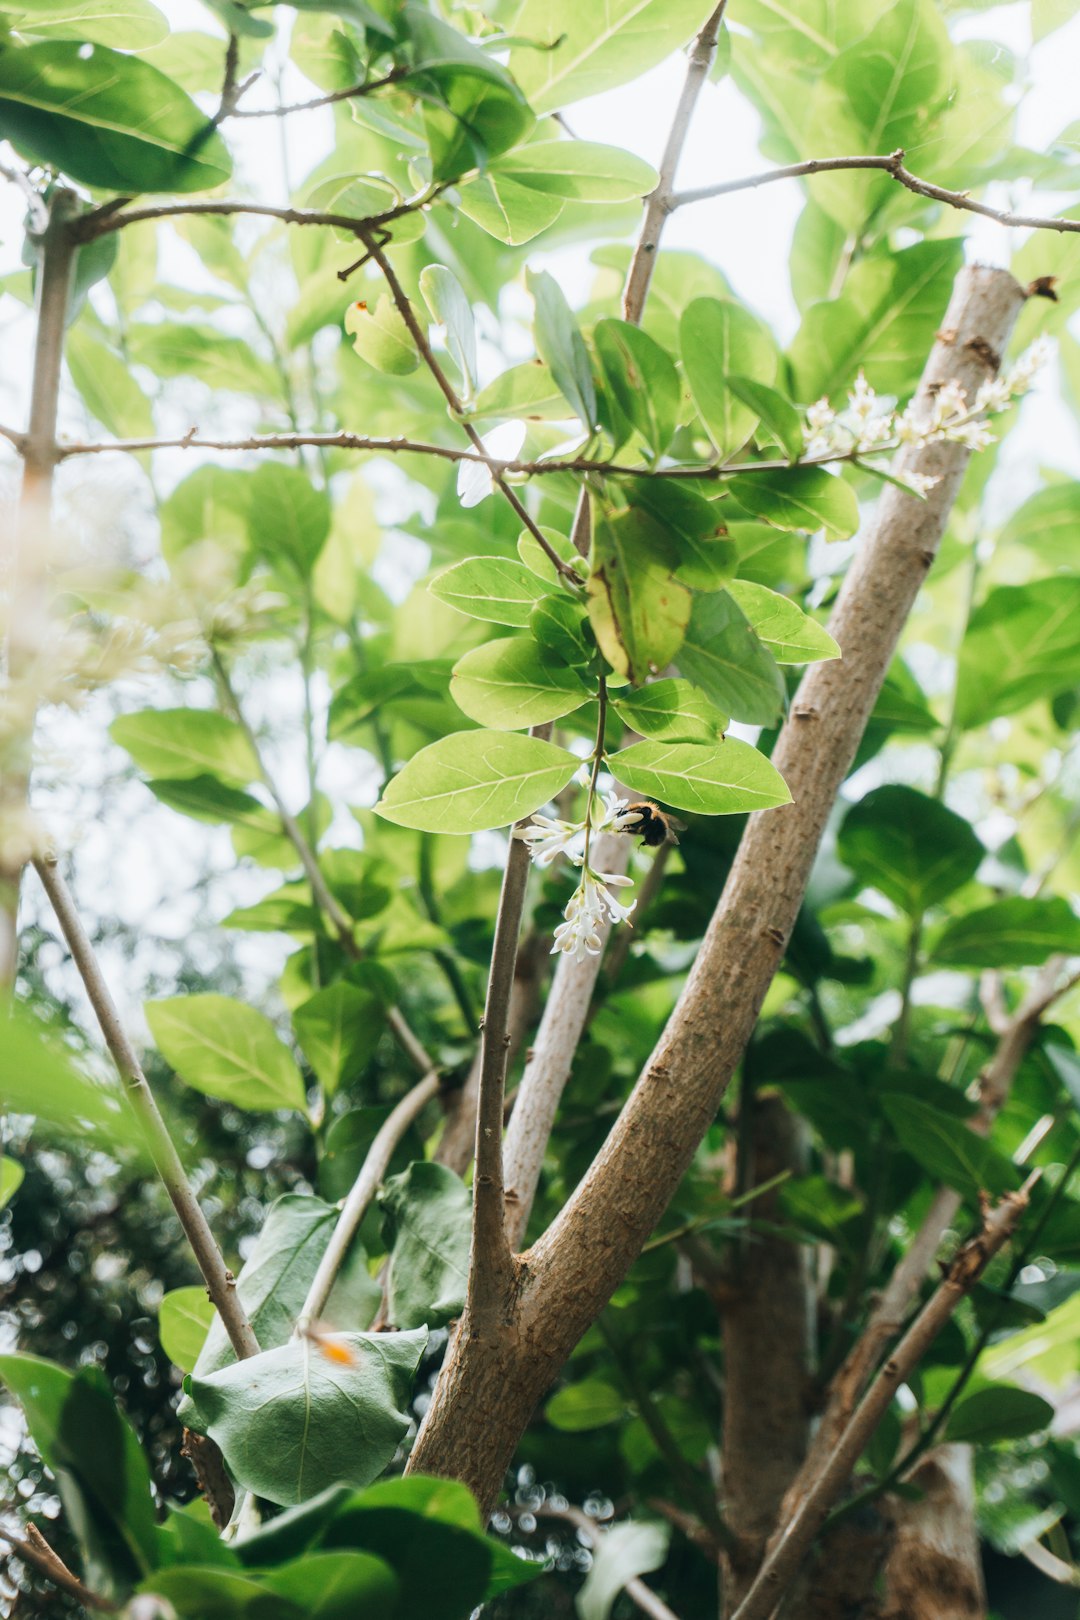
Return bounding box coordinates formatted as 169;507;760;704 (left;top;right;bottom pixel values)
784;951;1080;1521
623;1;728;320
0;422;25;452
530;1504;684;1620
31;854;261;1361
671;147;1080;238
71;193;432;244
0;1523;117;1612
298;1069;443;1329
230;67;408;117
729;1178;1036;1620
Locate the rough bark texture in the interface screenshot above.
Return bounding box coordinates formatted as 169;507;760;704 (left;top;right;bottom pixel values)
407;266;1025;1515
721;1095;813;1614
877;1446;986;1620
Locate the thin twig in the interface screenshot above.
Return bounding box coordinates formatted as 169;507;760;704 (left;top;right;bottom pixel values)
0;154;47;232
298;1069;443;1328
359;230;582;585
72;192;433;244
730;1177;1037;1620
31;854;262;1360
671;147;1080;236
0;422;25;452
230;67;408;117
527;1504;683;1620
0;1524;117;1612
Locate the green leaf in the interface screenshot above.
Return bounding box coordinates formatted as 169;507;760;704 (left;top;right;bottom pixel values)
429;557;554;626
807;0;951;232
111;710;258;788
0;40;231;191
607;738;791;815
159;464;253;562
0;1354;158;1587
587;503;691;684
789;239;965;404
594;319;680;459
526;267;596;431
881;1094;1016;1203
529;593;592;665
837;786;983;916
129;323;275;395
1000;483;1080;570
450;636;593;729
184;1328;427;1507
375;730;580;834
945;1386;1054;1445
955;578;1080;727
0;997;140;1150
545;1378;626;1431
345;294;420;375
380;1162;470;1331
10;0;169;48
495;141;658;202
248;462;331;576
407;5;533;180
293;983;384;1098
932;898;1080;969
159;1287;215;1374
0;1155;23;1210
260;1551;400;1617
66;328;153;438
319;1106;424;1204
518;525;584;584
456;171;565;245
419;265;477;400
681;297;778;455
135;1567;265;1618
726;467;859;541
677;591;786;726
577;1521;670;1620
145;994;307;1113
612;678;728;744
726;376;805;462
510;0;718;112
620;477;728;590
475;364;578;424
725;580;840;664
184;1193;380;1392
145;776;267;830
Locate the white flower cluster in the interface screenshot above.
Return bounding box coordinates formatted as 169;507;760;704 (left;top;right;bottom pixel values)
802;338;1051;496
516;790;642;961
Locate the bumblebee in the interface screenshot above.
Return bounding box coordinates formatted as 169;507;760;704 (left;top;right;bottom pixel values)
622;802;686;848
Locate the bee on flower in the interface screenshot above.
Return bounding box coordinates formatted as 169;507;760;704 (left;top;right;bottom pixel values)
517;790;646;959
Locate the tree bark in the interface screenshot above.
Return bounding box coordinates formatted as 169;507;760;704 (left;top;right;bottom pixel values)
876;1445;986;1620
721;1095;813;1614
407;265;1025;1516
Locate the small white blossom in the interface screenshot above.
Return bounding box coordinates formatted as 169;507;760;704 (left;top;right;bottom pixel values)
899;471;940;498
456;420;527;508
514;812;586;868
551;869;636;961
974;375;1013;414
1003;335;1052;396
591;790;641;836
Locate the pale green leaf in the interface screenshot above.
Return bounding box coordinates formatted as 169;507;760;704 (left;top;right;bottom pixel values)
494;140;658;202
345;294;420;375
725;580;840;663
681;297;778;455
450;637;592;728
726;466;859;541
607;738;791;815
145;994;307;1113
612;678;728;744
375;730;580;834
510;0;717;112
159;1287;215;1374
110;709;258;788
429;557;554;626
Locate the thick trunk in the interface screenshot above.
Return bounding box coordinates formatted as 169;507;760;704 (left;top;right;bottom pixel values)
877;1446;986;1620
721;1095;813;1613
408;266;1025;1517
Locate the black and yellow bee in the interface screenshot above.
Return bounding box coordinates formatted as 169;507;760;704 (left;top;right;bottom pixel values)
621;802;686;848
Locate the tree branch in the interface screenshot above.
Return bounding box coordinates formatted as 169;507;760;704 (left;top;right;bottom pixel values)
407;265;1025;1512
783;953;1080;1523
0;1523;117;1613
531;1504;684;1620
623;1;728;320
30;854;261;1362
671;147;1080;237
71;193;433;244
298;1069;443;1329
2;188;80;988
729;1177;1036;1620
229;67;408;117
